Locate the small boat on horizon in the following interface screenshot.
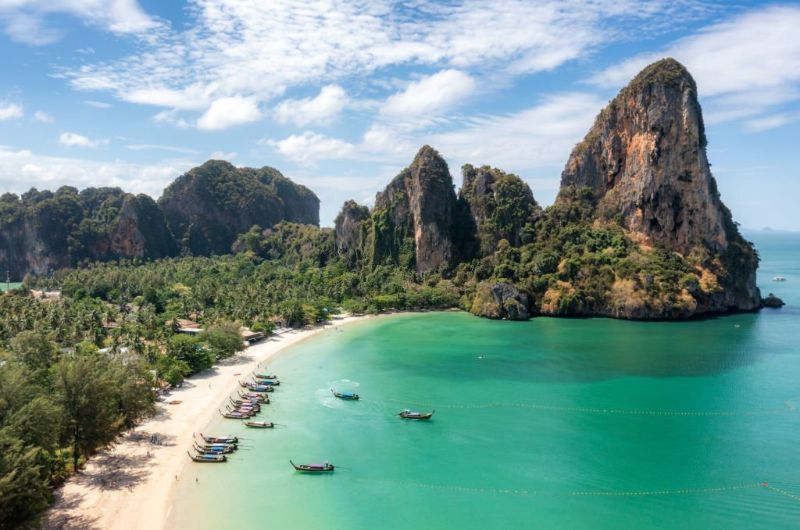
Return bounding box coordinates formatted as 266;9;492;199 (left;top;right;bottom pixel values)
331;388;359;400
290;460;335;473
244;420;275;428
188;451;227;463
398;409;435;420
773;276;787;281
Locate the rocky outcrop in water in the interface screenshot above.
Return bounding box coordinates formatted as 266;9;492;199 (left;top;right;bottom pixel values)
470;282;530;320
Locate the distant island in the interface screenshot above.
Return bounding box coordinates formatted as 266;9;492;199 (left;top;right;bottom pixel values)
2;59;764;322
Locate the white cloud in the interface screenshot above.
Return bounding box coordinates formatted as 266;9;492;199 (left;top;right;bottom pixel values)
265;132;355;166
33;111;53;123
0;103;23;120
196;96;262;130
83;100;112;109
744;113;800;133
382;70;476;118
0;0;161;45
588;5;800;128
267;92;603;176
59;0;707;128
274;85;348;126
58;132;107;148
0;146;192;198
127;144;199;155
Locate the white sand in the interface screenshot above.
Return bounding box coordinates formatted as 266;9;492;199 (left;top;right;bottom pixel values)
44;314;371;530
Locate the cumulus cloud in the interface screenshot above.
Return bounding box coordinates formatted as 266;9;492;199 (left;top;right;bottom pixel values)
274;85;348;126
58;132;107;148
264;132;355;166
382;70;476;119
0;0;161;45
33;111;53;123
58;0;707;129
0;103;23;121
0;146;192;198
196;96;262;130
588;5;800;129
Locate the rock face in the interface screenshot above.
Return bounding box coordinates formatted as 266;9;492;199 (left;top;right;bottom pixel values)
470;282;530;320
369;146;468;273
558;58;760;313
762;293;785;308
159;160;319;256
0;161;317;278
0;187;179;278
334;200;369;264
460;164;541;255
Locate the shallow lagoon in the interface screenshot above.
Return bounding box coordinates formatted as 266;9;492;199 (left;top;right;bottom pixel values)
169;232;799;529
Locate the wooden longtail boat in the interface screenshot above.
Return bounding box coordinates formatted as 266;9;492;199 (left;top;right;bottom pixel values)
238;391;268;402
220;409;254;419
398;409;435;420
239;381;275;392
290;460;334;473
331;389;359;400
188;451;226;463
197;442;237;451
194;443;235;454
200;434;238;444
244;421;274;428
254;373;277;380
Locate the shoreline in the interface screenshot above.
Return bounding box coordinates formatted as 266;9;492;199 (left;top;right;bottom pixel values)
44;313;373;530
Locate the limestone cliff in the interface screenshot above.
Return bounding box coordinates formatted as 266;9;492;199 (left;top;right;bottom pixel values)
159;160;319;256
460;164;541;255
334;200;369;265
557;58;760;313
368;146;471;273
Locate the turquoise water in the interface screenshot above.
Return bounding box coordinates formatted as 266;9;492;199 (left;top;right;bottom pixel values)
169;233;800;529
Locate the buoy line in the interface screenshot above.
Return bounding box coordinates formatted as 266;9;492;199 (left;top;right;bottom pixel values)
353;478;777;499
377;397;799;417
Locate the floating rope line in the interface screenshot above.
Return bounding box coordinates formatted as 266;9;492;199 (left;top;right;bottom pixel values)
378;397;799;417
354;477;767;499
763;484;800;504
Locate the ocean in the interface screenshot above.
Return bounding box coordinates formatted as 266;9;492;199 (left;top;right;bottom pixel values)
168;232;799;529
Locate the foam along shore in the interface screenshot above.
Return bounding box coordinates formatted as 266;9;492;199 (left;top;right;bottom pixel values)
44;314;371;530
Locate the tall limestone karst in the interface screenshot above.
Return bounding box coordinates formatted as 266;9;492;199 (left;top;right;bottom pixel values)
557;58;760;313
459;164;541;256
159;160;319;256
364;145;473;273
0;187;178;278
333;200;370;265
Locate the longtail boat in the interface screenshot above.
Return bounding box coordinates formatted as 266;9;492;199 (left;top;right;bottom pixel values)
200;434;238;444
244;421;275;428
194;443;235;454
238;391;268;401
331;389;359;400
197;442;237;451
220;409;254;419
290;460;334;473
188;451;226;463
254;373;277;380
239;381;274;392
398;409;435;420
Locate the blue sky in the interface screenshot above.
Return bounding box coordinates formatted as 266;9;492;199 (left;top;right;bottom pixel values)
0;1;798;230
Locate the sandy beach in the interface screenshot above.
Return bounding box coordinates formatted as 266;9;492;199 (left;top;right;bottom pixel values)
44;314;370;530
